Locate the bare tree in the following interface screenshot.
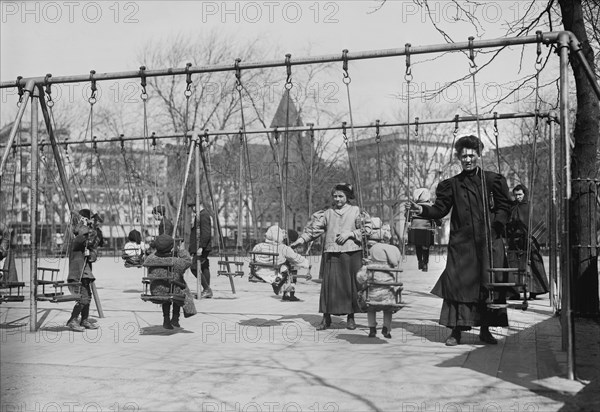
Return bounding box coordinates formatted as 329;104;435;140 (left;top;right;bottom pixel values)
375;0;600;313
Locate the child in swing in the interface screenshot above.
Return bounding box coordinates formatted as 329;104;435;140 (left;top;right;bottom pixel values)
357;217;402;339
251;225;309;301
122;229;149;268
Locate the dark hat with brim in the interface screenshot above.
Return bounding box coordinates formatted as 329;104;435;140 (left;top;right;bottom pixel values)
78;209;91;219
154;234;174;257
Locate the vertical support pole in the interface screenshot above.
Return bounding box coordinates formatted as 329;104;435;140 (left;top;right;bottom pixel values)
558;32;575;380
172;135;196;238
29;88;39;333
547;112;559;313
0;80;35;178
195;138;201;298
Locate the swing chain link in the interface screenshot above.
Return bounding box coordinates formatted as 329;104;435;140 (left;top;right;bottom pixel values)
284;54;293;90
16;76;24;107
375;119;381;143
414;117;419;137
119;134;125;153
88;70;97;105
273;127;279;144
453;114;459;138
93;136;98;153
468;36;478;74
404;43;413;83
185;62;194;97
493;112;499;138
342;121;348;144
234;58;243;92
44;73;54;107
139;66;148;101
342;49;351;85
535;30;544;72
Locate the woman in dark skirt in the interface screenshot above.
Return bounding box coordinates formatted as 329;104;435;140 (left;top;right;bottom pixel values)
291;183;372;330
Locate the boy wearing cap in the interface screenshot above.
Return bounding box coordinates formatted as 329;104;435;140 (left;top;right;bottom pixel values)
143;233;197;329
188;202;213;298
66;209;101;332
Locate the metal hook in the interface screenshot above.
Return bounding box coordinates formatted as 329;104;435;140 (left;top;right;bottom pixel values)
342;121;348;141
285;54;292;86
468;36;477;70
119;134;125;151
453;114;460;136
234;58;242;92
139;66;148;100
375;119;381;142
405;43;413;81
414;117;419;137
342;49;351;84
151;132;157;148
184;62;193;97
307;123;315;140
493;112;499;136
273;126;279;142
93;136;98;152
89;70;97;104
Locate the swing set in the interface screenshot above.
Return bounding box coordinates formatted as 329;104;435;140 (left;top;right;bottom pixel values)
0;31;598;381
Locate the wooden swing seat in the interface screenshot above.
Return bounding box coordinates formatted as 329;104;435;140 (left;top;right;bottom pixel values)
141;263;186;305
364;265;404;310
216;252;245;294
486;260;529;311
0;268;25;303
35;267;81;303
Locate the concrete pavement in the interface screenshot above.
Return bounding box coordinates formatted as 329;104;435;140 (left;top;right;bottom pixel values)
1;254;598;412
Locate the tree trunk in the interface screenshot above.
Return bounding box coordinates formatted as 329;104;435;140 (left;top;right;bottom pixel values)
559;0;600;315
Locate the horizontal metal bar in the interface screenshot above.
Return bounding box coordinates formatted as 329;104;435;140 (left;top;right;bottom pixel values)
1;111;547;149
0;32;564;89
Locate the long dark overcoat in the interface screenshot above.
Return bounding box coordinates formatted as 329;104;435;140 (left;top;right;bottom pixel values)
68;226;96;282
421;168;511;303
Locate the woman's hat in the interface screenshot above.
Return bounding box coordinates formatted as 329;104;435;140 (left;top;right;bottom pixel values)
154;234;174;257
332;182;355;200
78;209;91;219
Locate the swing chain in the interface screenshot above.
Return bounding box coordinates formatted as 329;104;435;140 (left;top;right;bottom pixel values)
139;66;148;101
342;49;351;84
453;114;459;138
44;73;54;107
375;119;381;143
185;62;193;97
404;43;413;83
16;76;24;107
468;36;477;73
151;132;157;150
119;134;125;153
493;112;499;138
284;54;293;90
88;70;97;105
93;136;98;153
273;127;279;144
203;129;211;148
234;58;243;92
342;121;348;144
414;117;419;137
535;30;544;72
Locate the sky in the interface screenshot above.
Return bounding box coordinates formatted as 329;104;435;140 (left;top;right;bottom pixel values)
0;0;557;141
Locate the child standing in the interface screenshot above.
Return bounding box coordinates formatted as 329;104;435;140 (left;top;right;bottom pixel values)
360;218;402;339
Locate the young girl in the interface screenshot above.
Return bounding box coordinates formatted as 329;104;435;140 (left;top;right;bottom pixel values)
122;229;148;268
358;217;402;339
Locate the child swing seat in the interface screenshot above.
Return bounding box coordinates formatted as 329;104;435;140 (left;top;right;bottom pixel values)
141;262;186;305
357;263;404;312
0;268;25;303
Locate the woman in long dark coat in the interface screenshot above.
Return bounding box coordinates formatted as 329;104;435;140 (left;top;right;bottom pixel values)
291;183;372;331
507;184;549;298
409;135;512;346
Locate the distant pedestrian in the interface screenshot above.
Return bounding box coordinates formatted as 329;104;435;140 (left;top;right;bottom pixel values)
152;205;174;236
507;184;549;299
188;201;213;298
407;187;441;272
